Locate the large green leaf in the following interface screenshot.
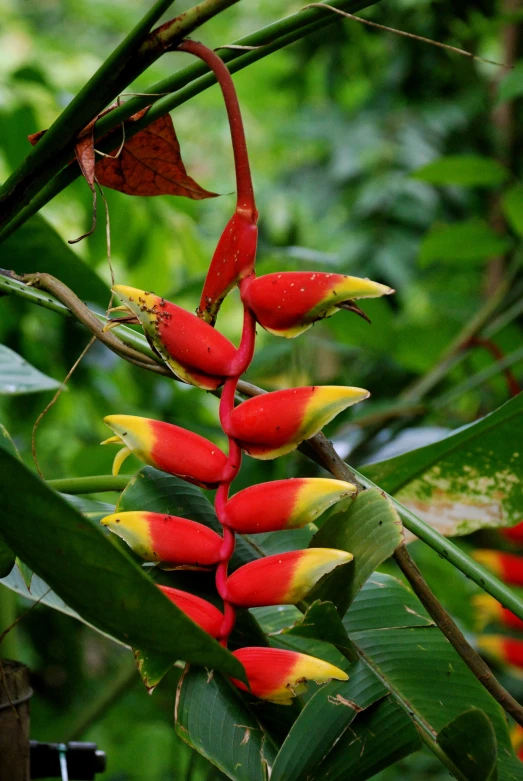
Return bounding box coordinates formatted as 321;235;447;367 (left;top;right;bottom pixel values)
309;489;404;613
502;184;523;237
437;709;497;781
0;344;61;394
413;155;508;187
419;219;510;266
2;215;109;307
363;394;523;536
344;572;433;632
175;666;277;781
0;447;243;679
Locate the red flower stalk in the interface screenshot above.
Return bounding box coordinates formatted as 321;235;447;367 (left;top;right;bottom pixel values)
102;414;228;488
159;586;224;638
101;511;222;567
226;549;353;607
472;550;523;588
230;647;348;704
240;271;393;338
226;385;369;459
223;477;356;533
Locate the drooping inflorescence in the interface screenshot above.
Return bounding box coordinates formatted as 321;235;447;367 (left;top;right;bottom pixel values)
101;41;393;704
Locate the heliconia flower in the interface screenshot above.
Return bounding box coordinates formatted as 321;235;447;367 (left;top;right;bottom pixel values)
472;550;523;587
477;635;523;669
110;285;237;391
223;477;356;534
226;385;369;459
230;647;348;704
500;522;523;546
102;414;228;488
197;212;258;325
100;511;222;567
472;594;523;632
510;725;523;762
158;585;224;638
226;549;353;607
240;271;393;338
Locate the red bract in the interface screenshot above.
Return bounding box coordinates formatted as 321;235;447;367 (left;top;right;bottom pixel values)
223;477;356;533
102;415;228;488
159;586;223;637
227;385;369;459
500;522;523;545
226;549;353;606
478;635;523;669
472;550;523;587
111;285;238;390
241;271;393;337
101;511;222;567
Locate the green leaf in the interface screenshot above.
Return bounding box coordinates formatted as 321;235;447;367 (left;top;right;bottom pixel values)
16;558;33;589
175;666;277;781
413;155;508;187
363;394;523;537
0;345;61;395
344;572;433;632
419;220;510;266
437;709;497;781
133;647;174;692
0;536;14;578
502;184;523;237
309;489;403;613
314;696;421;780
270;659;388;781
0;447;243;680
1;215;109;307
0;423;21;459
497;62;523;104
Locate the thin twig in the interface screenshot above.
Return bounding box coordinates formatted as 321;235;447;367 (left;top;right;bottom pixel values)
394;544;523;727
303;4;513;69
0;588;51;648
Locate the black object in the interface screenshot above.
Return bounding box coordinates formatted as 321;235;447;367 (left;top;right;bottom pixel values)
30;741;106;779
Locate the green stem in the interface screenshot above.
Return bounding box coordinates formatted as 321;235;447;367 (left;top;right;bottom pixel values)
0;0;381;243
48;475;132;494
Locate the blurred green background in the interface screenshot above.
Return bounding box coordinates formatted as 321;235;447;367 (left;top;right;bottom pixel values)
0;0;522;778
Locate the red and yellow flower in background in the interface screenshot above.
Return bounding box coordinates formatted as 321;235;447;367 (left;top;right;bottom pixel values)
240;271;393;338
226;548;353;607
111;285;238;391
472;550;523;588
227;385;369;459
500;522;523;546
477;635;523;670
223;477;356;533
101;511;222;567
472;594;523;632
102;414;228;488
230;647;348;704
159;586;224;638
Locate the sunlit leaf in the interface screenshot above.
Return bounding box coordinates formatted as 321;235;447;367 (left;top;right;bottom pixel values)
419;220;510;266
0;344;61;395
413;155;508;187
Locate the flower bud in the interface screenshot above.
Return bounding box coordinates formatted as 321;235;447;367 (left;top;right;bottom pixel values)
472;550;523;587
224;477;356;533
159;586;223;637
226;549;352;607
230;647;348;704
227;386;369;459
240;271;393;338
101;511;222;566
111;285;237;390
197;212;258;325
102;414;228;488
477;635;523;670
472;594;523;632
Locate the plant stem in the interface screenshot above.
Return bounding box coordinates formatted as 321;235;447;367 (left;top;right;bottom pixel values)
48;475;132;494
394;544;523;727
0;0;381;243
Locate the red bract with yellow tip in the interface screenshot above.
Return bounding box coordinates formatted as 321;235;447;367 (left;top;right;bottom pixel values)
230;647;348;704
226;548;352;607
241;271;393;338
226;385;369;459
112;285;238;391
103;414;228;488
158;586;224;638
472;594;523;632
101;511;222;567
478;635;523;669
223;477;356;533
472;550;523;587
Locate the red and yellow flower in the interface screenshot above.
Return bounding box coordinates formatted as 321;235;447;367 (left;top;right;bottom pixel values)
101;511;222;567
477;635;523;670
230;647;348;704
159;586;223;638
223;477;356;533
227;385;369;459
226;548;352;607
111;285;238;391
472;594;523;632
240;271;393;338
102;414;228;488
500;522;523;546
472;550;523;588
